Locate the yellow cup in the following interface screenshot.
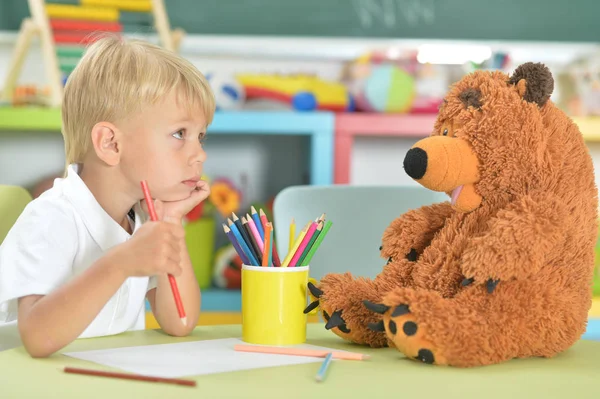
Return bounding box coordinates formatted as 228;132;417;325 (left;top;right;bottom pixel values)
241;265;317;345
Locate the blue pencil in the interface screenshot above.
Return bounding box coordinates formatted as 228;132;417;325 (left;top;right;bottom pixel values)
250;206;265;239
223;224;251;265
228;220;259;266
315;352;333;382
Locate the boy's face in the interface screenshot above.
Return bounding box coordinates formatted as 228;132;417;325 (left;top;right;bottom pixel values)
118;90;208;202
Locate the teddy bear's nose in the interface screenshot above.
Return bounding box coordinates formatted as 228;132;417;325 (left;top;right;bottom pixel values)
404;147;428;179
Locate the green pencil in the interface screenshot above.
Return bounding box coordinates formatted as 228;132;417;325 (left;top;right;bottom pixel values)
300;220;332;266
297;221;323;266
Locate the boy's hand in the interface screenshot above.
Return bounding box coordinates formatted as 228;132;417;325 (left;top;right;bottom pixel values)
113;221;185;278
141;180;210;224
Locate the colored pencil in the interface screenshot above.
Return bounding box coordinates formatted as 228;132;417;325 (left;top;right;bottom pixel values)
242;216;262;264
140;180;186;326
250;206;265;239
63;366;196;387
246;213;264;252
228;218;259;265
260;209;281;266
289;218;296;252
315;352;333;382
297;221;323;266
231;214;260;263
281;222;310;267
267;223;273;266
233;344;369;360
300;220;332;266
262;222;272;267
223;224;251;265
289;221;318;267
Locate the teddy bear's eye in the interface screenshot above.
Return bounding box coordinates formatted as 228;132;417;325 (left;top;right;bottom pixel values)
443;128;448;136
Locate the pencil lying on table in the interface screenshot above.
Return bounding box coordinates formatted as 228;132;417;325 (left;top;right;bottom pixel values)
233;344;369;360
63;366;196;387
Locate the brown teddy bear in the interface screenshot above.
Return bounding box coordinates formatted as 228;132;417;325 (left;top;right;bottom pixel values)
305;62;599;367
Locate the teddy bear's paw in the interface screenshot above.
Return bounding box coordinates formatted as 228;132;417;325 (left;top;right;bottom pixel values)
304;278;388;347
461;277;500;294
364;300;448;365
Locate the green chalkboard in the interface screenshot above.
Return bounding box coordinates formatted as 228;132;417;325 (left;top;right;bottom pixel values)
1;0;600;42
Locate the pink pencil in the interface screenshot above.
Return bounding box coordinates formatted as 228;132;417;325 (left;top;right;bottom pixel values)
246;213;264;252
289;221;318;267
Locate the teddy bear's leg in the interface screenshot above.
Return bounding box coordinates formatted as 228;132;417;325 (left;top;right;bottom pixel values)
306;257;417;348
364;276;590;367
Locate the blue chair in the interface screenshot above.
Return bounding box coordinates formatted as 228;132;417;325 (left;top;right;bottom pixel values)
272;185;447;281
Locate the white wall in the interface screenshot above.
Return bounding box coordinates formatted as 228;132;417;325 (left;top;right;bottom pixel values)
2;32;600;198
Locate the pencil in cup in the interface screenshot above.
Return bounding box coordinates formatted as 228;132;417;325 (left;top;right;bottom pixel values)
288;221;318;267
232;213;260;262
223;224;251;265
250;206;265;239
259;209;281;266
140;180;186;326
227;220;259;265
242;216;262;264
262;222;273;267
300;219;332;266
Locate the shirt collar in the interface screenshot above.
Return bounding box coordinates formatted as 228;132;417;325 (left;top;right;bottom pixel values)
60;164;145;252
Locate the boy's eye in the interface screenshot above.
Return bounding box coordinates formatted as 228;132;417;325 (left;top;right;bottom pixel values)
172;130;184;140
199;133;206;143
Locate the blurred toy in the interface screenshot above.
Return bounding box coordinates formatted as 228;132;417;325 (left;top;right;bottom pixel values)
209;177;242;218
558;55;600;117
410;63;449;114
206;72;246;110
341;50;415;113
236;73;354;112
1;0;182;107
212;244;242;289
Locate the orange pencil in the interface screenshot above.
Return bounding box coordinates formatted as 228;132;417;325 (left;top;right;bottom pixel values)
64;367;196;387
233;344;370;360
262;222;272;267
140;180;186;326
259;209;281;266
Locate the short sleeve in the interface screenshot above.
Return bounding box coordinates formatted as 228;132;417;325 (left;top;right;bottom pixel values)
0;200;78;322
147;275;158;292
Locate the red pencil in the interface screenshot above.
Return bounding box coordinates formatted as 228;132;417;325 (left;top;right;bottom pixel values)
140;180;187;326
64;367;196;387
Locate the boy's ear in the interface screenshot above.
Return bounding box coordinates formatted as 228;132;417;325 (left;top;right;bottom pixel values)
90;122;121;166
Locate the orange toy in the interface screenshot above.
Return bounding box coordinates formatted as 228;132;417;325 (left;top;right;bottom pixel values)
306;63;598;367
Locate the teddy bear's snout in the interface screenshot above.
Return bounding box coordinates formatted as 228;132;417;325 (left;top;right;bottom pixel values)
403;147;428;180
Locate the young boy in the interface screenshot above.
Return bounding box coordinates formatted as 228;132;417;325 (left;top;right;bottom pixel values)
0;35;215;357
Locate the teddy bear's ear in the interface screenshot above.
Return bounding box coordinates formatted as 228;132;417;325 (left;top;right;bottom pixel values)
507;62;554;106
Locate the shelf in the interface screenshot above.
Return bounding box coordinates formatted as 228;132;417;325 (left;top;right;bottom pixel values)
0;106;334;134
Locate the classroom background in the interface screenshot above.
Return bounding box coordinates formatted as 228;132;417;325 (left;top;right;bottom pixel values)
1;0;600;327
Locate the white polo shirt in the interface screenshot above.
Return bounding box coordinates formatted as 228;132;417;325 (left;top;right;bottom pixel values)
0;164;157;341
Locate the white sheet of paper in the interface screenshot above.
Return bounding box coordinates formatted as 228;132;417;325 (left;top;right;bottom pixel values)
63;338;348;378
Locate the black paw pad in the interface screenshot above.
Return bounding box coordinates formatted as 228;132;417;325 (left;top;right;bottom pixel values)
303;300;319;314
416;349;435;364
406;248;418;261
486;279;499;293
363;300;390;314
388;320;397;334
391;304;410;317
461;277;474;286
403;321;418;336
325;310;350;334
368;320;385;332
307;282;323;298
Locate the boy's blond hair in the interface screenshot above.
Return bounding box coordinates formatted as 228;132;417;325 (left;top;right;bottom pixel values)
62;34;215;166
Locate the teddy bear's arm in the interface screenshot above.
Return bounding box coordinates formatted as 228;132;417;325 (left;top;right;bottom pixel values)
381;201;454;262
460;192;568;290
